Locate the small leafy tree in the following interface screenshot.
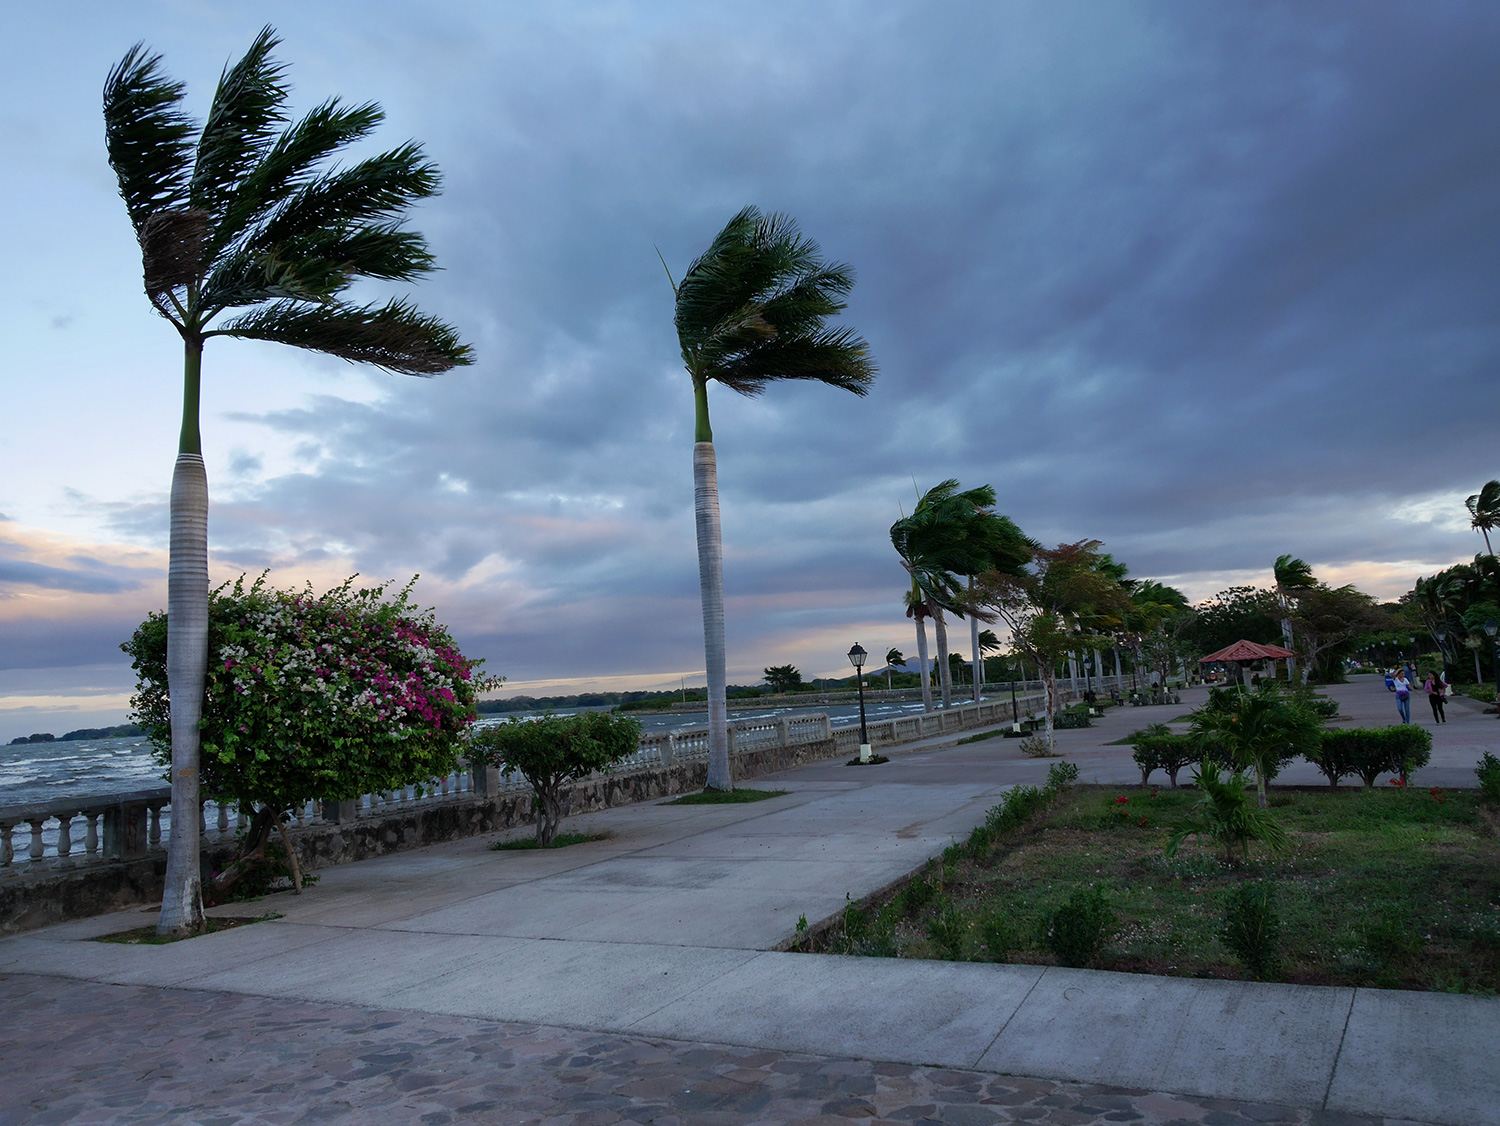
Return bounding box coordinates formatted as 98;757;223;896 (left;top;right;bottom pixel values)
763;664;804;693
1166;761;1289;865
124;576;493;898
471;712;643;845
980;541;1125;750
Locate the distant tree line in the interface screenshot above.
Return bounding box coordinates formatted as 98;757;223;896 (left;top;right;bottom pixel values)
7;723;144;745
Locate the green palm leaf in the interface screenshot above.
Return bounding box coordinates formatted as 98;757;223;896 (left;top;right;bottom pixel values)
217;298;472;375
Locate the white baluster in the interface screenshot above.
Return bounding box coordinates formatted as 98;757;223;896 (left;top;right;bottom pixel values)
85;812;99;857
27;818;46;861
57;813;75;860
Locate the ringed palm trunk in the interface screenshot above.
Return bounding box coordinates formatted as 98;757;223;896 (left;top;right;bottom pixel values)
159;339;208;936
914;611;932;712
694;441;732;791
933;608;953;707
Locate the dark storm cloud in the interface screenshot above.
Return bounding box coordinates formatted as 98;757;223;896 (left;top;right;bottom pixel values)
103;3;1500;683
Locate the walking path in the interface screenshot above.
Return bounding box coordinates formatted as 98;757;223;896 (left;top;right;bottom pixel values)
2;676;1496;1125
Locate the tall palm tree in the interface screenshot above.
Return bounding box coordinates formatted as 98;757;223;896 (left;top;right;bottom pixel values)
884;647;904;691
1466;481;1500;556
667;207;874;791
1273;555;1316;680
891;482;981;709
897;480;1027;708
976;629;1000;698
105;29;471;936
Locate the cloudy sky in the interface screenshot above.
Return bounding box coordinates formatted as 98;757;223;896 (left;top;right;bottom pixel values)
3;2;1498;739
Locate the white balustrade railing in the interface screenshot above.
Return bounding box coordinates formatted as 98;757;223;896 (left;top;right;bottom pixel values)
3;689;1082;874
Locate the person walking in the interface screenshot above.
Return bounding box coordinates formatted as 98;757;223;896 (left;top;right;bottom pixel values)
1393;669;1413;724
1424;672;1447;724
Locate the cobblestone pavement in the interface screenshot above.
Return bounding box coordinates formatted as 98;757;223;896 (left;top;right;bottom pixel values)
1;973;1424;1126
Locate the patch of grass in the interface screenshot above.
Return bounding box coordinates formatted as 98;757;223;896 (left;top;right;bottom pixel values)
490;831;611;849
802;785;1500;993
846;754;890;765
662;789;788;805
96;912;282;944
957;729;1007;745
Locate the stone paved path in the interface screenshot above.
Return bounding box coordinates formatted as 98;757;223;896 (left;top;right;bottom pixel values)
1;973;1412;1126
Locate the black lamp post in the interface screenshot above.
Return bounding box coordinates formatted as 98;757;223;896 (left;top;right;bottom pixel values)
848;643;871;761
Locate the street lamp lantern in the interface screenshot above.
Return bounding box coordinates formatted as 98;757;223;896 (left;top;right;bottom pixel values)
847;643;871;761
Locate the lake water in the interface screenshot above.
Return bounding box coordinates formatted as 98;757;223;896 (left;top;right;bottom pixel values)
0;696;952;809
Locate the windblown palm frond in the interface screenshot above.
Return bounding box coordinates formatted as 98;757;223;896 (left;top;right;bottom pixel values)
217;298;472;375
103;24;465;375
1466;481;1500;555
674;206;875;400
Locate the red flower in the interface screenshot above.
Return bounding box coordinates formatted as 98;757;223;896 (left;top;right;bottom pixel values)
1115;795;1129;804
1138;817;1149;827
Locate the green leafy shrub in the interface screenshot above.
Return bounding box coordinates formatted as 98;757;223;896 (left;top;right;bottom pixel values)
1042;885;1115;967
926;898;967;960
987;785;1045;833
1189;684;1319;807
1018;734;1055;757
1130;728;1198;788
1314;727;1433;787
980;910;1019;962
124;575;494;897
900;876;938;915
471;711;642;844
1477;752;1500;806
1221;880;1280;979
1046;760;1080;790
1166;760;1288;864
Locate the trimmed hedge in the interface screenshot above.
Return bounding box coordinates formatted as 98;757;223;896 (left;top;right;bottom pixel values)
1131;732;1200;788
1307;726;1433;787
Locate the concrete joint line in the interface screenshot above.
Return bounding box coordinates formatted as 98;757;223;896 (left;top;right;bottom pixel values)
1320;986;1358;1110
620;949;772;1031
976;961;1047;1066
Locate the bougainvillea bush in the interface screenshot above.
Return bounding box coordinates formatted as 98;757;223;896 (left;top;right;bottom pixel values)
124;575;497;894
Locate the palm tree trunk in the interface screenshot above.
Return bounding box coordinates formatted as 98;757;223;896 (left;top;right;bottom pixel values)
934;609;953;707
158;336;209;937
693;441;732;791
914;613;932;711
970;580;981;704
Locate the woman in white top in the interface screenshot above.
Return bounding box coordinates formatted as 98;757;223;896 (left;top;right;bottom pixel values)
1393;672;1413;724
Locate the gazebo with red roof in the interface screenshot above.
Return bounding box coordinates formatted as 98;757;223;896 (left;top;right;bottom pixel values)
1199;639;1295;687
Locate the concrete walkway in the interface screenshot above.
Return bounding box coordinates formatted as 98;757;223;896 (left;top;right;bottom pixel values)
2;676;1497;1125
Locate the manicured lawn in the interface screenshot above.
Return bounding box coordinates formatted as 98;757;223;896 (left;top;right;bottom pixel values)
806;785;1500;993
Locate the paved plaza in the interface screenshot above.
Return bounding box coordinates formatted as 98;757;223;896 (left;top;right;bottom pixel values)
2;676;1497;1125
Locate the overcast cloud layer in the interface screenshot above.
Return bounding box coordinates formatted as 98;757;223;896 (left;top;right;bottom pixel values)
3;2;1498;738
